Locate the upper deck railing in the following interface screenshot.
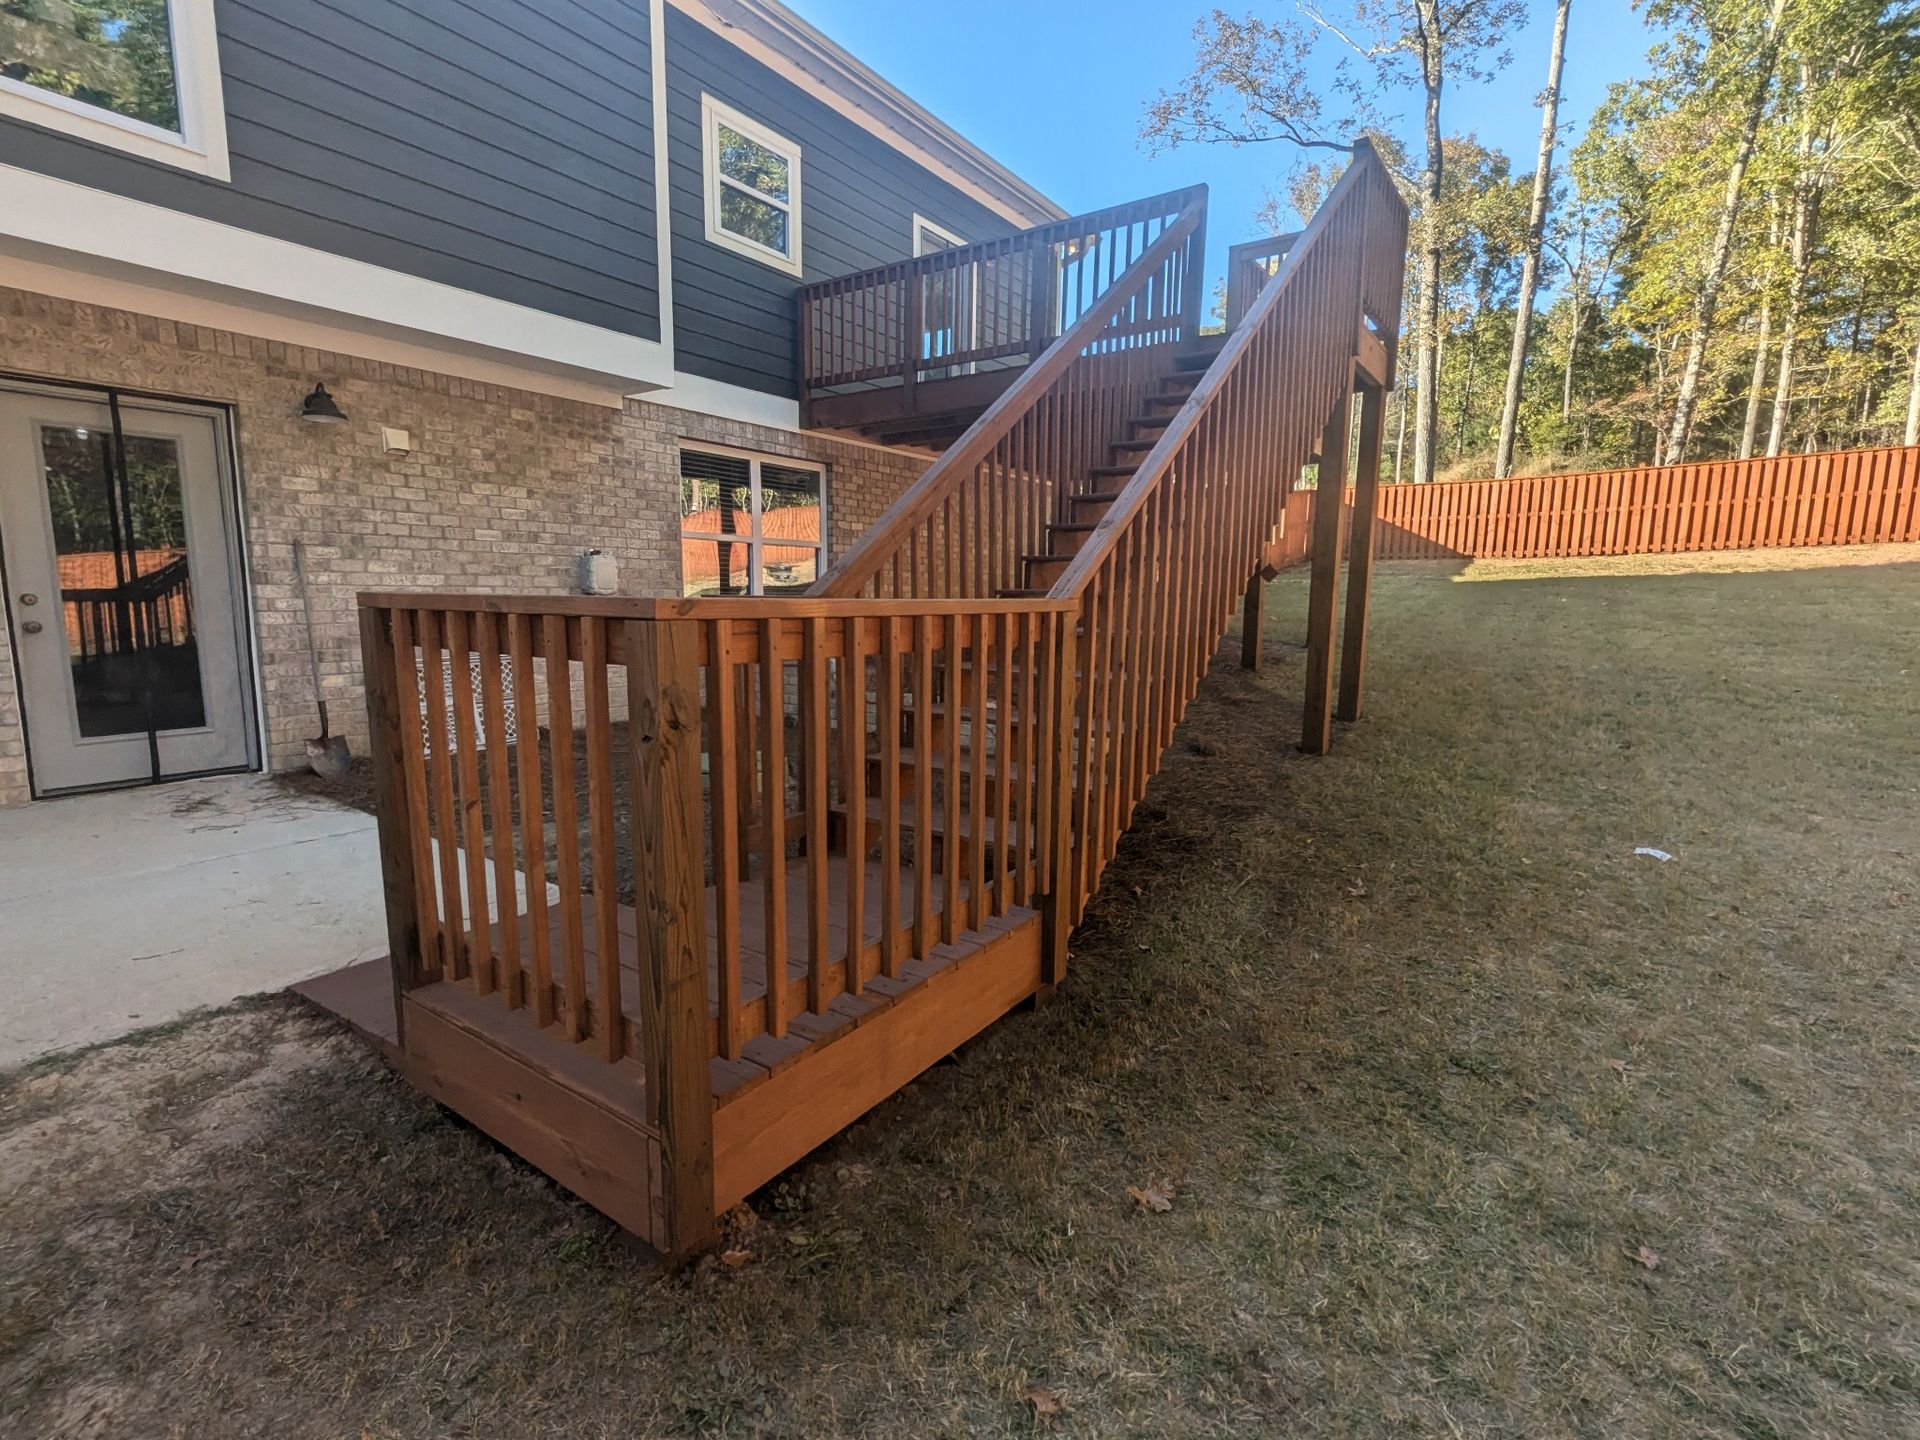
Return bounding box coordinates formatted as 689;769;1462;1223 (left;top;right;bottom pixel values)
798;187;1207;418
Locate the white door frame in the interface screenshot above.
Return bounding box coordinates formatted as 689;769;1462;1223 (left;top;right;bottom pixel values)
0;380;260;797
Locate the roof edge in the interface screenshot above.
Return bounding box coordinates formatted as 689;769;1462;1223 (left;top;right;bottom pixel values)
668;0;1068;228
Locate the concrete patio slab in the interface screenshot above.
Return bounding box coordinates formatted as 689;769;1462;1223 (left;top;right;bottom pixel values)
0;775;385;1068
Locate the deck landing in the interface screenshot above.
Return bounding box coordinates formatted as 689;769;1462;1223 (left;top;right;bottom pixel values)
303;850;1043;1236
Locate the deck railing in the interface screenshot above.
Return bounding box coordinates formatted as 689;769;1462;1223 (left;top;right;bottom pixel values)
1050;144;1407;919
358;591;1076;1251
799;187;1206;422
1222;232;1298;331
815;188;1211;599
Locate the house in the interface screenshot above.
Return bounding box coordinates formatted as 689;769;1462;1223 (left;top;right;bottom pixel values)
0;0;1063;805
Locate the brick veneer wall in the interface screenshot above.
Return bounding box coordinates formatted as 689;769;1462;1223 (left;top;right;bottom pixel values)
0;286;928;800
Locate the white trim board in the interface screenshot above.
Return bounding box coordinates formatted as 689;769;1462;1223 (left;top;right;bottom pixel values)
0;247;636;410
0;165;674;399
0;0;231;181
667;0;1062;229
700;94;804;277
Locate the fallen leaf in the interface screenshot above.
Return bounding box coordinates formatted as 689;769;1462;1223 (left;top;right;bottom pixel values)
1022;1386;1067;1419
719;1249;753;1268
1630;1244;1662;1271
1347;877;1367;897
1606;1057;1629;1077
1127;1179;1176;1213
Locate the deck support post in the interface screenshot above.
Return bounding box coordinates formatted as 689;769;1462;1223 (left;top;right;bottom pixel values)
1301;378;1356;754
628;617;719;1260
359;603;421;1044
1338;379;1387;722
1039;617;1079;988
1240;569;1264;671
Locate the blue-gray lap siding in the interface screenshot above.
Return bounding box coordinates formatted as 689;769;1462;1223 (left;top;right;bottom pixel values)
662;6;1017;398
0;0;661;341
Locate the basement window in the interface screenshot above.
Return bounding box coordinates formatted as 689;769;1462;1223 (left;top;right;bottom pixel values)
0;0;230;179
679;447;824;597
701;94;802;276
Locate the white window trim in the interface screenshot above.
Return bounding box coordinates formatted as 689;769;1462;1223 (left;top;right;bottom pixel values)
700;94;802;278
679;443;826;597
0;0;231;181
911;214;965;255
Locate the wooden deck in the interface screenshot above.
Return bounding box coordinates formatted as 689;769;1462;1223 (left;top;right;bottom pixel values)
307;855;1043;1228
342;149;1408;1262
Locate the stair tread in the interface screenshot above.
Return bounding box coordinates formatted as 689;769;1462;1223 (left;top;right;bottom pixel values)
870;745;1034;777
833;794;1033;842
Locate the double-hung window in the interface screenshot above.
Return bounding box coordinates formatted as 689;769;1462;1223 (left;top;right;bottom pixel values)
0;0;230;178
679;447;825;597
701;95;802;276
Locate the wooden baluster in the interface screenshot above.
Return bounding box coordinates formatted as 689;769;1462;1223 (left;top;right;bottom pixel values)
1016;610;1039;907
475;612;521;1007
839;618;868;994
582;617;623;1061
707;622;744;1059
804;618;830;1015
992;611;1013;916
878;617;903;975
942;613;964;945
446;611;494;996
544;614;587;1042
913;615;936;958
969;608;991;930
417;610;467;980
761;618;789;1039
508;613;552;1027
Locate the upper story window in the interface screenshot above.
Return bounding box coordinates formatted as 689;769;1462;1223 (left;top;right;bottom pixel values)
0;0;229;179
701;95;801;277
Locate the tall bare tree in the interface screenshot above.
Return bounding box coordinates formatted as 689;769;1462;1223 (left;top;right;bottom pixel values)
1660;0;1790;462
1144;0;1527;484
1492;0;1571;478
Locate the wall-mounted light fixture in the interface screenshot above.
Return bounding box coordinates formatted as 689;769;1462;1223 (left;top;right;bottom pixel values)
300;383;348;424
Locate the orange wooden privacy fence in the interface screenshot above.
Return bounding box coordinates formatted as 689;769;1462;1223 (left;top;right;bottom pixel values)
1374;445;1920;561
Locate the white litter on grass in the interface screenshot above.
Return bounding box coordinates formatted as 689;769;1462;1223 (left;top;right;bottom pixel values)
1633;847;1674;862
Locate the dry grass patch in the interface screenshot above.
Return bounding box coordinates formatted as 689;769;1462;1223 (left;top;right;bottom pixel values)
5;545;1920;1438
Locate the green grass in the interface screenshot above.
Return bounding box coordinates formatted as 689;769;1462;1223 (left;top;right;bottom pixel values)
4;544;1919;1438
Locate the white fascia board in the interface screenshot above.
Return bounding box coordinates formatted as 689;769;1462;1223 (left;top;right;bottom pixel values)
0;164;674;397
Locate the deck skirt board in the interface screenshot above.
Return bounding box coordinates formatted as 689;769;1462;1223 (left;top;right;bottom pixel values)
337;849;1042;1238
710;913;1042;1210
398;996;666;1246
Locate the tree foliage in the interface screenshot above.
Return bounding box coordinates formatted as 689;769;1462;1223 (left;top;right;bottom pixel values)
1148;0;1920;477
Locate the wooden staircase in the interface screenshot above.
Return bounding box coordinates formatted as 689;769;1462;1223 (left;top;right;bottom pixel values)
1006;339;1225;596
348;143;1409;1263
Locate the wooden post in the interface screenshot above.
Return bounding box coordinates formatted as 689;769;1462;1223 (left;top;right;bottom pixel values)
1039;615;1079;988
1338;380;1387;722
358;602;420;1042
627;618;718;1260
1301;382;1354;754
1240;569;1264;671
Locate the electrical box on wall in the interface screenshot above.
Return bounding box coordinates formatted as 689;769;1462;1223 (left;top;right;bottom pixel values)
577;549;618;595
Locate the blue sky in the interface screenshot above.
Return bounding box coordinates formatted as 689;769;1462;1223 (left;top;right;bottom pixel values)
788;0;1658;285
